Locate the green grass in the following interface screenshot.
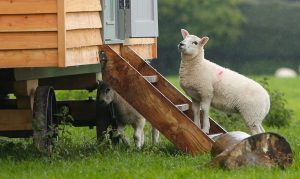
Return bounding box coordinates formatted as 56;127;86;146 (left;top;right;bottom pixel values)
1;76;300;178
265;77;300;120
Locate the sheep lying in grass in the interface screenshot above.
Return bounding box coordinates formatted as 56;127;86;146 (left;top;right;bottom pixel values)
97;81;159;149
275;67;297;78
178;29;270;135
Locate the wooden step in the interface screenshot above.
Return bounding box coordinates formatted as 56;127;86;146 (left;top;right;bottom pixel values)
143;75;158;83
208;133;223;140
100;45;214;155
121;46;226;135
175;104;189;112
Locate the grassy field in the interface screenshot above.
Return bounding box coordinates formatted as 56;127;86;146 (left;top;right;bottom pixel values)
1;76;300;178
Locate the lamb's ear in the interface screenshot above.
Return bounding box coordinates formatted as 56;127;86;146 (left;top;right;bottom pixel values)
199;36;209;46
181;29;189;39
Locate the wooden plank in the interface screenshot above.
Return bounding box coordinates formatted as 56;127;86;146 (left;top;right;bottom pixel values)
66;12;102;30
0;109;32;131
176;104;189;112
0;49;58;68
128;44;157;60
121;46;226;135
152;38;158;59
14;80;38;97
14;80;37;110
14;64;101;81
101;45;213;155
124;38;157;45
66;29;102;48
108;45;121;55
0;0;57;14
0;14;57;32
143;75;158;83
0;32;57;50
66;0;102;12
57;0;66;67
39;73;99;90
121;47;193;110
17;96;35;109
65;46;100;66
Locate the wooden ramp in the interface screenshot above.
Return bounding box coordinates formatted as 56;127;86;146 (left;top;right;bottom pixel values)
99;45;226;155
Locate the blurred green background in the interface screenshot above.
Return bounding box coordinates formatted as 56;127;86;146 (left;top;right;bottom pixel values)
153;0;300;75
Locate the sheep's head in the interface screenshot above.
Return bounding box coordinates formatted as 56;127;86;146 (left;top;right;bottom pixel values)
178;29;209;57
97;81;115;106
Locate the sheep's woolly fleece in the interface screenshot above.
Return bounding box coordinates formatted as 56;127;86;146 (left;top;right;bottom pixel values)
97;81;159;148
178;29;270;135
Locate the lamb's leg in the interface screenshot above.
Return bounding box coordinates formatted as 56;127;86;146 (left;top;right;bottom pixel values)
192;99;201;128
133;127;144;149
200;99;212;134
117;124;130;146
151;125;159;143
259;124;265;133
241;111;265;135
141;129;145;146
247;123;265;135
133;119;145;149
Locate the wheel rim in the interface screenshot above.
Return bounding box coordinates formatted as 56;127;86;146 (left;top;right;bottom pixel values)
33;86;58;153
46;88;58;150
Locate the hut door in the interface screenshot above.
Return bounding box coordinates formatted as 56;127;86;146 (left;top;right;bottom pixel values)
103;0;125;43
125;0;158;37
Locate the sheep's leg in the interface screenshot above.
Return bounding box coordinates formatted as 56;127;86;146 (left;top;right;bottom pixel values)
259;124;265;133
133;127;144;149
151;125;160;143
248;124;260;135
247;123;265;135
117;124;130;146
133;119;145;149
192;99;201;128
200;99;212;134
141;129;145;146
241;111;265;135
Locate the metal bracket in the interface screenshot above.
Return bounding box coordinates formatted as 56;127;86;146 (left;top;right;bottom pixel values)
99;51;107;71
119;0;130;9
119;0;125;9
125;0;130;9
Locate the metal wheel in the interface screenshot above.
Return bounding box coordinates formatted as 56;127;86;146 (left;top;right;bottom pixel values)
32;86;58;153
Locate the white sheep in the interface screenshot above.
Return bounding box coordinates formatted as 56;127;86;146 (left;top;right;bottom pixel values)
178;29;270;135
97;81;159;149
275;67;297;78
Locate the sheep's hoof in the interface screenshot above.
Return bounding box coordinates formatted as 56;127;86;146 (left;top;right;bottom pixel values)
202;128;210;134
108;131;129;146
108;130;119;145
120;136;130;147
153;139;160;144
136;145;142;150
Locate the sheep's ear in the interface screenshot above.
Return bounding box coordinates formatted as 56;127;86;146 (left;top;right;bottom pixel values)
181;29;189;39
199;36;209;46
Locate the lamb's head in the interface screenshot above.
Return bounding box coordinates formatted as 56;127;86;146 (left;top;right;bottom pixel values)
178;29;209;58
97;81;115;106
